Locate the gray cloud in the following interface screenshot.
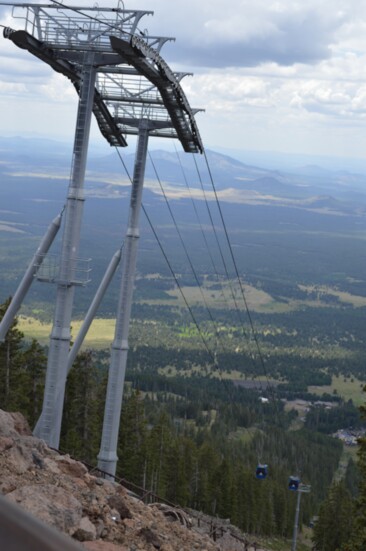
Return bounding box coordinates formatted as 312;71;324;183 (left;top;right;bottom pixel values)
0;1;344;69
1;0;365;157
163;9;341;68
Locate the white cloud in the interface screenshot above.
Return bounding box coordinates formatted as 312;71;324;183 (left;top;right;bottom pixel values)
1;0;366;157
0;81;26;93
40;74;76;103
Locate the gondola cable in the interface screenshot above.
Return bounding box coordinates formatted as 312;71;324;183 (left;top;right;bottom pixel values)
174;145;269;398
114;146;218;368
192;154;256;345
115;146;279;482
115;145;272;440
201;149;281;422
148;150;229;354
172;143;233;313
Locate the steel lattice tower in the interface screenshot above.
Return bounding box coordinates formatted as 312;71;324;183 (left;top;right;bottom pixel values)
1;1;203;475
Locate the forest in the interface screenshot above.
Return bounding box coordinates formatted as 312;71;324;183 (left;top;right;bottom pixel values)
2;298;366;550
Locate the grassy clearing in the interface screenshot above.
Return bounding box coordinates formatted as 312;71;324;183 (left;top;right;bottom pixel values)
299;284;366;308
334;443;359;483
165;283;275;311
18;316;116;348
309;375;366;406
228;426;259;444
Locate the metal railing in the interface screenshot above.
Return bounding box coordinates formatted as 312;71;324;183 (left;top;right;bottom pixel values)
35;253;91;286
11;4;149;48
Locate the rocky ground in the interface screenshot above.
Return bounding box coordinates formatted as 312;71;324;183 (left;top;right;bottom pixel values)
0;409;267;551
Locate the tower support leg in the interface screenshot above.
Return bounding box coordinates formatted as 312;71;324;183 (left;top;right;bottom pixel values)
0;211;62;342
34;59;96;447
33;247;122;436
291;490;302;551
98;121;150;477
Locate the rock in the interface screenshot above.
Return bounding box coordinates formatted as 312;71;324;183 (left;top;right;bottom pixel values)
0;410;265;551
0;436;14;452
94;519;105;538
32;449;45;469
42;456;63;474
83;542;128;550
0;410;21;437
73;516;97;541
6;484;83;534
138;526;162;549
107;496;132;520
0;476;17;494
9;412;32;435
0;410;32;437
5;444;31;474
55;455;89;477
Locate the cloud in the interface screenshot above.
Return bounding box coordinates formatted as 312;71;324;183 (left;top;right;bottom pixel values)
171;8;339;68
0;1;353;70
120;0;346;69
6;0;344;68
1;0;366;156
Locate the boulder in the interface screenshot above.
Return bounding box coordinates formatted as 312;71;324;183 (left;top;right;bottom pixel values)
55;455;89;477
6;484;83;534
107;496;132;520
73;516;97;542
0;410;32;437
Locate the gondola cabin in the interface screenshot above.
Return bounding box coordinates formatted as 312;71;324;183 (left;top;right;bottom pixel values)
288;476;300;491
255;464;268;480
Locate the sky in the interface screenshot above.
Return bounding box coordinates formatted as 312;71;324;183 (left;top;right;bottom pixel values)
1;0;366;161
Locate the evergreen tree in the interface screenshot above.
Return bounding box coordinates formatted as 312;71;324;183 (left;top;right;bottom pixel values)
117;390;147;486
145;411;174;498
343;392;366;550
312;482;354;551
61;350;103;462
344;458;359;498
18;338;47;426
0;298;25;410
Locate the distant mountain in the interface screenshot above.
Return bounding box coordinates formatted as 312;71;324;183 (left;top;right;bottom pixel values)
2;136;366;218
3;135;366;309
236;176;306;197
297;194;366;215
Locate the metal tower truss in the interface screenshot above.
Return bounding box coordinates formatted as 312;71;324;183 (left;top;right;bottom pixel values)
100;35;203;152
3;27;126;146
2;1;203;472
2;1;155;147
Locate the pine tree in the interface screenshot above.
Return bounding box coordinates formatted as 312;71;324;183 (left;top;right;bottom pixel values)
19;338;47;426
312;482;354;551
61;350;103;462
145;411;174;498
343;392;366;550
0;298;25;411
117;390;148;486
195;440;221;514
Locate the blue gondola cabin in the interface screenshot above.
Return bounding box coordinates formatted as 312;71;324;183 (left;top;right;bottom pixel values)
288;476;300;491
256;464;268;480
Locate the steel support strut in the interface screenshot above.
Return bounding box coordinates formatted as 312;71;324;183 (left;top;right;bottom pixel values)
98;121;150;477
34;57;96;447
33;247;122;436
66;248;122;372
0;211;62;343
291;490;301;551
